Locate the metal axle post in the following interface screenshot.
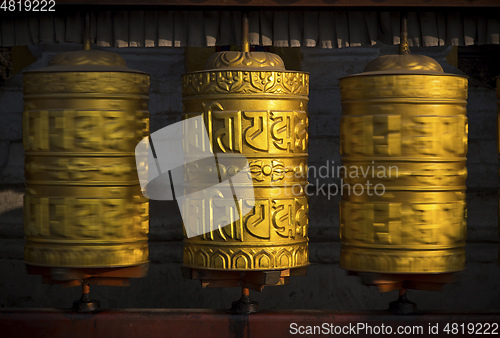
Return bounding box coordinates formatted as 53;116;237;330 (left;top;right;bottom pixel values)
72;281;100;313
230;287;259;314
388;288;417;315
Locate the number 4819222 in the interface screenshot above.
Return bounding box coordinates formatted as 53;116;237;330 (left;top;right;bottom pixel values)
1;0;56;12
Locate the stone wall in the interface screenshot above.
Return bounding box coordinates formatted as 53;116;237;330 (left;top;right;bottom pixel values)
0;43;498;311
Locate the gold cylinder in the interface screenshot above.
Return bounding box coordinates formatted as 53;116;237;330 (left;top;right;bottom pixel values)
182;51;309;271
23;50;149;268
339;54;468;274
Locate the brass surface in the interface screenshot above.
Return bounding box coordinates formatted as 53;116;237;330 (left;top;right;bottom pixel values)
363;54;443;73
182;51;309;271
23;50;150;268
204;51;285;70
339;54;468;274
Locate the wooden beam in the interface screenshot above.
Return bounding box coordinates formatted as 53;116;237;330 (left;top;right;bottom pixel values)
1;309;500;338
52;0;500;7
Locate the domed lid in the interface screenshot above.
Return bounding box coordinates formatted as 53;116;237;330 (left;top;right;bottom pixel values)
346;16;452;77
363;53;444;74
204;51;286;71
27;50;145;73
355;37;445;76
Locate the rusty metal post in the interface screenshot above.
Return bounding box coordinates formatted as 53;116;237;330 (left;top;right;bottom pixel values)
230;287;259;314
72;281;100;313
388;288;417;315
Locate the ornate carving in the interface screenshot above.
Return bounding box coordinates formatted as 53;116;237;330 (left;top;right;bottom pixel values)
340;247;465;273
201;106;309;155
23;109;149;153
250;160;286;182
25;156;140;184
343;161;467;189
183;242;308;270
25;242;149;268
341;198;466;248
24;193;148;239
24;72;150;95
340;75;467;101
183;196;308;243
244;110;269;152
48;50;127;67
205;51;286;70
182;71;309;96
341;114;467;158
184;157;306;186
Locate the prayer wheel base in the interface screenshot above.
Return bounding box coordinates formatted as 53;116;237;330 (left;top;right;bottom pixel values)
181;266;308;291
348;271;460;292
26;264;149;287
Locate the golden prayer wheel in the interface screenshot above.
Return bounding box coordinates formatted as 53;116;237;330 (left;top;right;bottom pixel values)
23;49;150;275
181;50;310;279
339;49;468;282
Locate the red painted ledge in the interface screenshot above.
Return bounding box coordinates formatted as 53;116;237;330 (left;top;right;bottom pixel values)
0;308;499;338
